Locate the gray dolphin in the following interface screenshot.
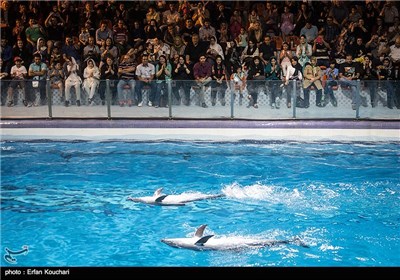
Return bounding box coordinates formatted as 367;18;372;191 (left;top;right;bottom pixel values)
127;188;225;206
161;224;309;251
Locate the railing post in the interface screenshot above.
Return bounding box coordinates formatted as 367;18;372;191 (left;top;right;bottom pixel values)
230;87;234;119
46;78;52;119
106;79;111;120
355;79;360;119
167;80;172;119
293;81;297;119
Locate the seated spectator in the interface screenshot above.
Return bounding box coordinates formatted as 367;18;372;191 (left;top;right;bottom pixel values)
28;53;47;106
154;55;172;107
135;54;156;107
116;55;136;107
48;61;64;101
63;55;81;107
99;60;118;106
172;55;192;106
303;56;324;108
284;56;303;108
193;54;212;108
83;58;100;106
246;56;265;109
265;56;282;109
211;55;227;106
230;65;247;105
300;21;318;44
6;56;27;107
323;60;339;107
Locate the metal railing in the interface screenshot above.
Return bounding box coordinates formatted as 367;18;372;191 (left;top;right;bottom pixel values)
1;79;399;120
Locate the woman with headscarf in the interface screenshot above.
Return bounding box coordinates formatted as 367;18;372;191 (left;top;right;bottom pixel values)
63;55;82;107
83;58;100;105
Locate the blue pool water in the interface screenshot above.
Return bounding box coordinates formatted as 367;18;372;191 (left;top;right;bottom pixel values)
1;140;399;267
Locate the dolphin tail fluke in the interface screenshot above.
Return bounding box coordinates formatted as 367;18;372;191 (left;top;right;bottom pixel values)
195;235;214;246
194;224;208;237
291;237;309;248
154;187;164;197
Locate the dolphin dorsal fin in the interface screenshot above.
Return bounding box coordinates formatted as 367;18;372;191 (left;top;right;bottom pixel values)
195;235;214;246
155;195;168;202
194;224;207;237
154;187;164;197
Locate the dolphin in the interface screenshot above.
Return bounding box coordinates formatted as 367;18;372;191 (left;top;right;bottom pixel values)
127;188;225;206
161;224;309;251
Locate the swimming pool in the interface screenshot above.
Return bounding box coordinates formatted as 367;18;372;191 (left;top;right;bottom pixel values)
1;139;399;267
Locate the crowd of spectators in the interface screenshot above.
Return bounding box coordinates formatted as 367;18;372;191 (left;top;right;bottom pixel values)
0;0;399;109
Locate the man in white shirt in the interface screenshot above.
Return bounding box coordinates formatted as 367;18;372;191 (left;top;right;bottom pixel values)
7;56;27;107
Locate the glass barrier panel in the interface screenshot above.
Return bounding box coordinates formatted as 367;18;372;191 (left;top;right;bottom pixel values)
1;79;50;118
358;80;400;120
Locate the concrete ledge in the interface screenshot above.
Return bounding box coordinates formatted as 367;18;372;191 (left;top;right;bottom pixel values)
1;119;399;142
